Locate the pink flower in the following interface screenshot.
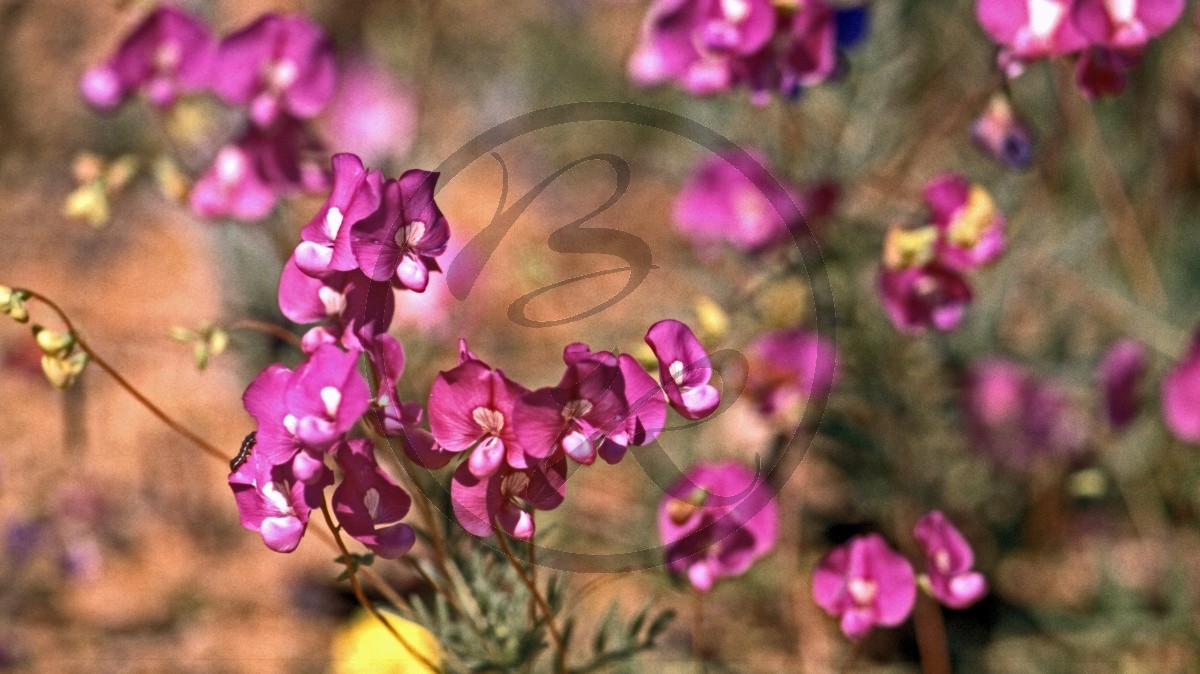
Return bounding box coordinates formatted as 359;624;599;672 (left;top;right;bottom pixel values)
976;0;1089;70
450;451;568;541
294;154;384;277
1072;0;1184;49
332;439;415;559
278;258;394;353
351;170;451;292
513;347;628;465
745;328;838;416
970;95;1036;170
924;173;1006;272
878;263;973;334
321;58;418;166
428;348;530;477
913;511;988;609
211;14;336;128
1097;339;1146;429
1162;331;1200;443
964;358;1088;472
80;6;214;110
598;350;669;464
229;441;331;553
645;319;720;420
658;461;777;592
812;533;916;640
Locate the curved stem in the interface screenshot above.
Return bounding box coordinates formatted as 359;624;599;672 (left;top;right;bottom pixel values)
225;318;303;349
19;289;229;463
494;528;565;672
319;497;441;673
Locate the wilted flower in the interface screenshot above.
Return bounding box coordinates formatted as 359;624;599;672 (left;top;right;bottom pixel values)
745;327;838;416
646;319;721;421
80;6;214;110
812;533;916;640
924;174;1006;273
229;439;331;553
1073;46;1142;99
1097;339;1146;429
913;511;988;609
332;439;415;559
971;95;1035;170
211;14;336;128
964;358;1089;472
1162;330;1200;443
658;461;778;592
321;58;418;166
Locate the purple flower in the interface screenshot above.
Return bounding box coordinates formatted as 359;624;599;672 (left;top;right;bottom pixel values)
1072;0;1184;49
913;511;988;609
1098;339;1146;429
294;154;385;277
229;441;331;553
278;258;394;353
242;344;371;480
601;352;669;464
1073;46;1142;99
976;0;1089;72
878;262;973;334
1162;331;1200;443
745;328;838;416
646;320;720;421
211;14;336;128
964;358;1089;472
924;174;1006;273
513;347;628;465
321;58;418;166
80;6;214;110
657;461;777;592
428;351;530;477
970;95;1036;170
351;171;451;292
812;533;916;640
450;451;568;541
332;439;415;559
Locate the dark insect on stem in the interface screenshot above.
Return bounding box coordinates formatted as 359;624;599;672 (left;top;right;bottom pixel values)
230;431;256;471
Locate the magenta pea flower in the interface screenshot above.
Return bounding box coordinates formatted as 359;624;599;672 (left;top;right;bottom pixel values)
745;328;838;416
211;14;336;128
332;439;415;559
924;174;1006;273
229;441;331;553
657;461;777;592
913;511;988;610
513;348;628;465
878;263;972;334
1098;339;1146;429
1162;330;1200;443
976;0;1089;73
559;343;668;464
351;171;451;292
964;358;1088;472
646;319;721;420
1072;0;1184;49
450;451;568;541
80;6;214;111
971;95;1035;170
294;153;384;277
672;150;812;258
812;533;916;640
278;258;395;353
428;352;530;477
321;58;417;166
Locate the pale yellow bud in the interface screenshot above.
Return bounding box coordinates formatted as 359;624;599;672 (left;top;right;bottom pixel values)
41;352;88;390
63;182;110;228
693;296;729;341
32;325;75;358
882;225;938;271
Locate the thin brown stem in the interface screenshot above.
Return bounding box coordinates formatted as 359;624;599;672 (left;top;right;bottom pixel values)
1050;59;1167;308
913;594;952;674
494;528;565;672
20;289;229;463
692;590;708;674
837;637;864;674
225;318;303;349
319;497;441;673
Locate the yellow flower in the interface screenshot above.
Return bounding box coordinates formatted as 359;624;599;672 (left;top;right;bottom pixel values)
331;610;443;674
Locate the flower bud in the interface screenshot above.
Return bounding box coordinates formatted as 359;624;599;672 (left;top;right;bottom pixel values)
41;352;89;390
1;288;30;323
32;325;75;358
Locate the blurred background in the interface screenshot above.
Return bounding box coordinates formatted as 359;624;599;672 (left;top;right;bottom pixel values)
2;0;1200;671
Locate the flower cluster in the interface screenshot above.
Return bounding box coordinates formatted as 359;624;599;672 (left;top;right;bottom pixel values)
813;511;987;640
628;0;869;103
878;173;1007;334
976;0;1185;98
657;461;777;592
426;319;722;541
230;151;449;555
672;149;838;259
80;7;340;221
